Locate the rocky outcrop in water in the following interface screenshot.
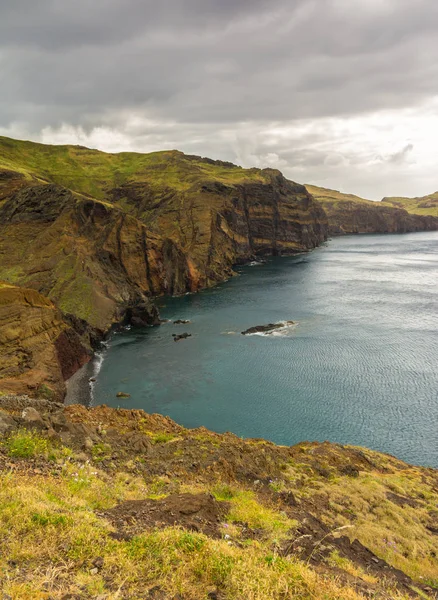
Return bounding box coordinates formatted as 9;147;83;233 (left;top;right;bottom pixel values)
241;321;296;335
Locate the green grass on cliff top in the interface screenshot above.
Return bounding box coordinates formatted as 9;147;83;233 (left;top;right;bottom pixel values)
306;184;438;217
0;136;265;199
382;193;438;217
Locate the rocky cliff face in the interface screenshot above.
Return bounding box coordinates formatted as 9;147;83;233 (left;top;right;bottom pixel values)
306;185;438;235
0;162;328;331
0;142;328;395
0;282;91;399
0;137;436;398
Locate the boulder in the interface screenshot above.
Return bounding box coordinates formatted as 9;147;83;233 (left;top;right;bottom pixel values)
0;411;17;435
241;321;295;335
172;332;192;342
21;407;47;430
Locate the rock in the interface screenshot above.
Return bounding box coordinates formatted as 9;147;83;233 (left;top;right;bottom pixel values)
89;567;98;575
21;407;46;430
116;391;131;398
173;319;191;324
123;432;151;453
172;333;192;342
59;422;97;447
340;464;360;477
128;300;161;327
46;427;61;442
241;321;295;335
89;377;96;382
0;411;17;435
83;437;94;451
92;556;104;570
50;410;69;432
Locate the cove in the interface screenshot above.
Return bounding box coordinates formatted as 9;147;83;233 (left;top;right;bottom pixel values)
86;232;438;467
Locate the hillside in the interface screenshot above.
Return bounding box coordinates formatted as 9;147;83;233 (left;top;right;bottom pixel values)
0;136;437;399
0;136;327;317
0;136;328;398
383;192;438;217
0;395;437;599
306;185;438;235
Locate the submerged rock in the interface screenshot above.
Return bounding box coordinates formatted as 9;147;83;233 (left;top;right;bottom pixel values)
172;333;192;342
173;319;191;324
116;391;131;398
241;321;296;335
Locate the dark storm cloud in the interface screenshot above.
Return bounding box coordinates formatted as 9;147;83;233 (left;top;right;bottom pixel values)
1;0;438;128
0;0;437;198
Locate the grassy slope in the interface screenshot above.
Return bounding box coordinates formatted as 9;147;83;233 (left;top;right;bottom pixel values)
1;136;436;217
382;193;438;217
0;136;265;199
305;185;378;207
0;402;437;600
306;184;438;217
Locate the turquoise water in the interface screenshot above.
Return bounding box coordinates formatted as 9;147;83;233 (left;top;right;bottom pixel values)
92;232;438;467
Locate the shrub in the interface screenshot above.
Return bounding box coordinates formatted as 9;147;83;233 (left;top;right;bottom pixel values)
4;430;50;459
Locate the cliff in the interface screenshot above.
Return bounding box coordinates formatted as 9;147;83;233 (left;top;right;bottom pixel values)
0;138;327;328
1;136;437;397
0;138;328;394
0;282;91;400
306;185;438;235
383;192;438;217
0;397;436;599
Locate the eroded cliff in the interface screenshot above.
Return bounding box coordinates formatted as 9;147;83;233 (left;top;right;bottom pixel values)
0;140;328;331
1;136;437;397
0;282;91;399
306;184;438;235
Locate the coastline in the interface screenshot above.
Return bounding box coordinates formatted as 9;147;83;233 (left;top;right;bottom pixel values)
65;343;108;406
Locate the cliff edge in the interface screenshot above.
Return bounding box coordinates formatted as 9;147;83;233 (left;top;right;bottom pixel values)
306;185;438;235
0;397;436;599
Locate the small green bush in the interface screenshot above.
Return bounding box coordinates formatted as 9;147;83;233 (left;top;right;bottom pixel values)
5;430;50;458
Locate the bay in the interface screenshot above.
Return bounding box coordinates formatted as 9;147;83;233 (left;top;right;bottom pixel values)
90;232;438;467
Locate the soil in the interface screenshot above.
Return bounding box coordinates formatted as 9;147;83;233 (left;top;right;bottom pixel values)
101;493;229;540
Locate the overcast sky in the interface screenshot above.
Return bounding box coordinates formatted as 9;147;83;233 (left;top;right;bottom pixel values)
1;0;437;199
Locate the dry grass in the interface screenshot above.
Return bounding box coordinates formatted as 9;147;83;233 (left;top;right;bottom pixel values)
0;465;380;600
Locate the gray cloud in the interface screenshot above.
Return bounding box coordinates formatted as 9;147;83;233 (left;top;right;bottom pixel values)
387;143;414;163
0;0;438;197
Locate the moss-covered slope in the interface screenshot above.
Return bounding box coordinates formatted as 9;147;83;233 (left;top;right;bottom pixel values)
0;137;327;326
0;397;437;599
382;192;438;217
306;185;438;235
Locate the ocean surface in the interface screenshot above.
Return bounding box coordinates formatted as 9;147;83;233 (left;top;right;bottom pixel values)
77;232;438;467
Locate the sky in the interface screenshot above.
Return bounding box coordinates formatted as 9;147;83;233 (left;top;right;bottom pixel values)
1;0;438;199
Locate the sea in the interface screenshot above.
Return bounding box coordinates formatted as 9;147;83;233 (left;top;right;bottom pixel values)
67;232;438;467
